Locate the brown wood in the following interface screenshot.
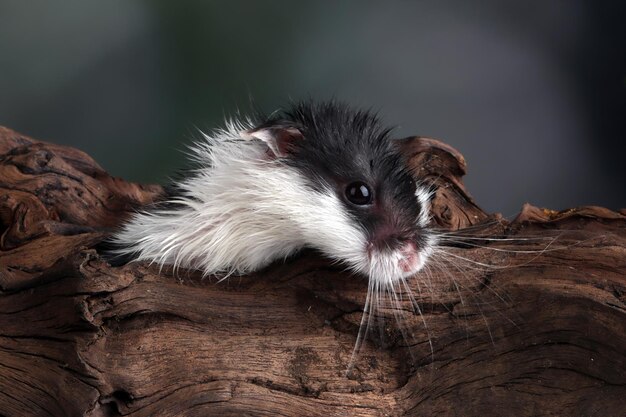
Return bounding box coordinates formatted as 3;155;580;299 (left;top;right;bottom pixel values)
0;126;624;416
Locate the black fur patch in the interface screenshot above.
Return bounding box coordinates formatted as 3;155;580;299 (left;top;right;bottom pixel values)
256;100;427;249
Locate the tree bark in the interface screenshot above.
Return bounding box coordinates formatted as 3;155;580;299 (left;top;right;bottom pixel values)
0;126;624;416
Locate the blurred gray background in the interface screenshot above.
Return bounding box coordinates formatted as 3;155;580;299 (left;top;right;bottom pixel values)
1;0;624;215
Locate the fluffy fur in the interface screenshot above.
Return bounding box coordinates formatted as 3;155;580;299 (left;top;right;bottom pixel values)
114;122;373;277
112;103;436;285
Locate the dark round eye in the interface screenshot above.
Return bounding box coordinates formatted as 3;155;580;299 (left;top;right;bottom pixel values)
345;182;373;205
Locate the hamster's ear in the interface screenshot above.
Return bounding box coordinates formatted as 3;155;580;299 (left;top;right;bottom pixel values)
243;125;304;158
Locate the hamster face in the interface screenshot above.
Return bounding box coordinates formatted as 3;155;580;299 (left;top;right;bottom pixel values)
248;102;435;284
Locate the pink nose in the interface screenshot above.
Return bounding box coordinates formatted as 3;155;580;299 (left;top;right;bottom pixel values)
398;241;420;273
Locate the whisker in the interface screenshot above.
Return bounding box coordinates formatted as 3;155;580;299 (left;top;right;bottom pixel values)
347;278;375;375
437;252;517;327
434;249;505;270
432;252;513;307
401;276;434;364
435;239;561;254
347;211;592;372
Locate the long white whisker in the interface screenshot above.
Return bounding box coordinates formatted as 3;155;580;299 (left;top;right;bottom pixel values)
347;277;374;375
401;276;434;364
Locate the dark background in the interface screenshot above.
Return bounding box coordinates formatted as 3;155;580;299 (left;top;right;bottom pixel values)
1;0;624;215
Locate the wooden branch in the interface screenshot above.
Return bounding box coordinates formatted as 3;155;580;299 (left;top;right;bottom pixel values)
0;126;624;416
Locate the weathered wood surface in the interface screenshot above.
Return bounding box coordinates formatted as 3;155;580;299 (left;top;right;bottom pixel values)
0;126;624;416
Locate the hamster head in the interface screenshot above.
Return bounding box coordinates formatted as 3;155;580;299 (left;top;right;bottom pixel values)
112;101;436;284
245;102;435;284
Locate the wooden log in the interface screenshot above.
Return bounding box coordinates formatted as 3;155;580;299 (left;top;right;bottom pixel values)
0;126;624;416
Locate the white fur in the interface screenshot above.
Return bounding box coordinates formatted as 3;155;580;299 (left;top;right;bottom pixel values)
113;122;434;282
114;123;369;277
415;185;433;228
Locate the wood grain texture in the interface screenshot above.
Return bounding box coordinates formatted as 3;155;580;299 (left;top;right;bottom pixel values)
0;126;624;416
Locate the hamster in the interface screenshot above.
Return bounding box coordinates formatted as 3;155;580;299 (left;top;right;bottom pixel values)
111;101;437;286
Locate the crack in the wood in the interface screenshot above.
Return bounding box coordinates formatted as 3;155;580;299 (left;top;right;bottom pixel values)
0;299;50;315
491;377;577;395
0;384;56;417
0;340;99;385
99;379;233;416
0;333;73;344
246;376;323;398
549;366;626;387
0;360;66;414
521;331;626;363
99;307;195;329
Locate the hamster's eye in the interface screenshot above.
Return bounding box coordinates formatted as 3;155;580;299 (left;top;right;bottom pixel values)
345;182;373;205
